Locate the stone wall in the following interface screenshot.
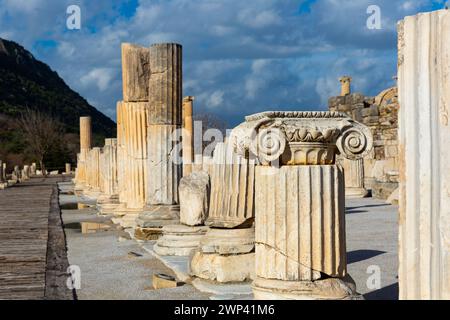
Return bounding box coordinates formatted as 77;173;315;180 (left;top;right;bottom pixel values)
328;87;399;200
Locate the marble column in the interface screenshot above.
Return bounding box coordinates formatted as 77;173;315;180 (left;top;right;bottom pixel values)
84;147;101;198
397;10;450;300
115;101;149;228
0;160;6;189
65;163;71;174
30;163;36;176
190;142;256;283
182;96;194;176
137;43;182;229
97;138;120;215
340;158;368;198
232;111;373;299
75;116;92;192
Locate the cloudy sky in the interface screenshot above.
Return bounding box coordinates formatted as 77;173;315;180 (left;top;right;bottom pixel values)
0;0;446;127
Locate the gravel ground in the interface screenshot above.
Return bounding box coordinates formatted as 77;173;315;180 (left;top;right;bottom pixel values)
345;197;398;300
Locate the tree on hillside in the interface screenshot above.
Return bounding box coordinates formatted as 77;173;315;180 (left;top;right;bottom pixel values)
18;109;64;176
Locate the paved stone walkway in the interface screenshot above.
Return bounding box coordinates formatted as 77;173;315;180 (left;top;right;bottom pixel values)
0;176;72;300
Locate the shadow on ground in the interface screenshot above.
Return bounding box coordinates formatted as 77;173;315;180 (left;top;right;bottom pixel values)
363;282;398;300
347;249;386;264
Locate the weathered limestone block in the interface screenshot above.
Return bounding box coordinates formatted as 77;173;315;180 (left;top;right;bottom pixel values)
255;165;346;281
190;251;255;283
397;10;450;300
206;142;256;228
148;43;182;126
121;43;150;102
179;171;210;226
153;225;209;256
200;228;255;255
253;276;357;300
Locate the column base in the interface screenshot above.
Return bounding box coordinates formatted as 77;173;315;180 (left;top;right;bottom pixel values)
153;225;209;256
136;204;180;228
190;251;255;283
345;187;368;198
190;227;255;283
252;275;360;300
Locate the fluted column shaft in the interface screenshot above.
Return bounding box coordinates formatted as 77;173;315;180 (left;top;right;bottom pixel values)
207;142;256;228
255;165;346;281
397;10;450;300
146;43;182;206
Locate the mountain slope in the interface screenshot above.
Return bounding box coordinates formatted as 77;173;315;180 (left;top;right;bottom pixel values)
0;37;115;137
0;38;116;168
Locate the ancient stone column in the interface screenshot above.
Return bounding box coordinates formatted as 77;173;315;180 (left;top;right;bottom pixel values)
206;142;256;228
97;138;120;214
190;142;256;283
65;163;71;174
339;76;352;96
22;165;30;180
30;163;36;176
137;43;182;229
3;162;7;180
0;160;6;189
232;111;373;299
114;101;149;228
397;10;450;300
340;158;368;198
182;96;194;176
84;147;101;198
75;116;92;191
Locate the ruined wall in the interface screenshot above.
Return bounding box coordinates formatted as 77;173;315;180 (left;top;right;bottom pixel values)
328;87;399;200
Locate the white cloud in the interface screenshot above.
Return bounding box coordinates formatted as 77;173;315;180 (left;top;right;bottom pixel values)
80;68;114;92
207;90;225;108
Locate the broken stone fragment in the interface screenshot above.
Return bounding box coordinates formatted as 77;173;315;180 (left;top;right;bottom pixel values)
179;171;210;226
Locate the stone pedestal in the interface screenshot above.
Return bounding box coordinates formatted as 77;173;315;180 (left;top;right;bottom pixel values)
397;10;450;300
65;163;71;175
154;225;209;256
190;228;255;283
231;111;373;299
189;142;256;283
